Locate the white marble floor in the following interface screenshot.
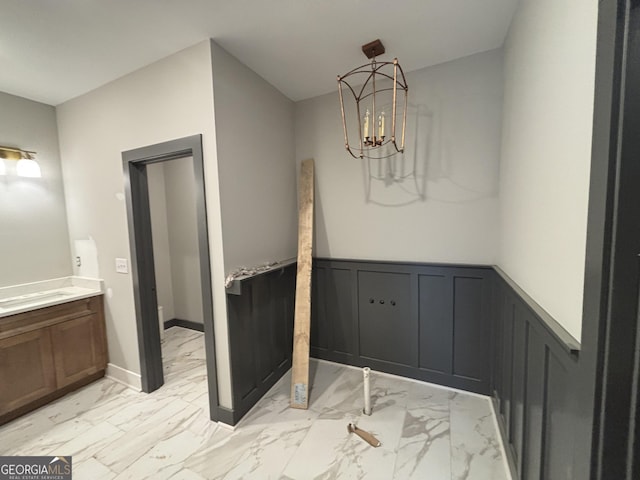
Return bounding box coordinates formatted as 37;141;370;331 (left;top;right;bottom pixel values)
0;327;511;479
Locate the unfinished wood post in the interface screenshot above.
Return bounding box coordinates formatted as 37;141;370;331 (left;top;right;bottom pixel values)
290;158;314;409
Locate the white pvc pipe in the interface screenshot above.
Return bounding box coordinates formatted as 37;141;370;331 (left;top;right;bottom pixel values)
363;367;371;415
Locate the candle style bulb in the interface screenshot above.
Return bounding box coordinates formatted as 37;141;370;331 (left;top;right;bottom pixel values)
363;109;370;138
378;112;385;138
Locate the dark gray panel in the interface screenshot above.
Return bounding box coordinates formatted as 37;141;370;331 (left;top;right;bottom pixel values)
544;351;574;480
311;260;492;393
252;276;273;383
271;273;288;369
418;274;451;373
163;318;204;332
326;268;354;355
452;276;487;381
501;303;514;432
510;306;528;474
226;264;296;424
493;288;506;402
310;267;328;351
358;271;415;366
227;287;258;401
523;328;546;480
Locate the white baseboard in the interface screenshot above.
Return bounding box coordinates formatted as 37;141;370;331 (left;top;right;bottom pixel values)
106;363;142;391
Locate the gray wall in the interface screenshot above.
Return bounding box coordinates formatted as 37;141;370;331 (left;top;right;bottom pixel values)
211;42;297;274
294;49;503;265
498;0;598;341
164;157;204;324
0;91;72;287
56;40;232;404
147;162;176;322
148;158;204;325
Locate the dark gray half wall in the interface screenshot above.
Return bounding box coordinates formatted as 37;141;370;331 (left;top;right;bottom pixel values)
310;258;493;394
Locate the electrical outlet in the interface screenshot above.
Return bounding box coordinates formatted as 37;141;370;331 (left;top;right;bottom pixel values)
75;256;82;267
115;258;129;274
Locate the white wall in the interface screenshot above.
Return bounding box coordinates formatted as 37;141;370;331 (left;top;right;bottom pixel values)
56;40;232;405
211;42;297;273
0;92;72;287
295;49;503;264
164;157;204;324
498;0;598;341
147;163;176;322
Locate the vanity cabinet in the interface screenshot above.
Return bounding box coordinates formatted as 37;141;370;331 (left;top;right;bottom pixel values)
0;295;107;424
0;329;57;415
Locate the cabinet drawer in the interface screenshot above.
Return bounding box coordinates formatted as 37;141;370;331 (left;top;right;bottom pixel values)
0;329;56;415
0;297;100;340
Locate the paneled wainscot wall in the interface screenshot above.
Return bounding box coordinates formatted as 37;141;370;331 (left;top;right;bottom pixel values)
492;268;580;480
225;263;296;424
310;259;493;394
225;258;581;480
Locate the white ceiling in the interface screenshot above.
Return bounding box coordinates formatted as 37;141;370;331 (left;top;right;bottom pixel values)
0;0;519;106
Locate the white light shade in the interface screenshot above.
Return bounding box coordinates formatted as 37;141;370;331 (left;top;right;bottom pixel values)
0;159;6;175
16;158;42;178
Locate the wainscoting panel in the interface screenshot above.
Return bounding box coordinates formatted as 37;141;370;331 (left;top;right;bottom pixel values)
453;275;490;382
523;326;545;480
510;305;528;473
226;263;296;424
418;273;450;373
311;259;493;394
327;268;354;357
310;266;328;353
492;269;580;480
358;270;415;367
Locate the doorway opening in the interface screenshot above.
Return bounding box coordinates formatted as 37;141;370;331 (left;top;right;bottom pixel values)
122;135;219;421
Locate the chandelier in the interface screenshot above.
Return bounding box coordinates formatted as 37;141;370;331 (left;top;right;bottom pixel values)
337;39;408;159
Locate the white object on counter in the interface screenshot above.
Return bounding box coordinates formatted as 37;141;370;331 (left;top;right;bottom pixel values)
0;276;104;318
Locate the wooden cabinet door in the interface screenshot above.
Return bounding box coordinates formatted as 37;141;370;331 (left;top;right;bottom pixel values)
50;313;107;388
0;329;57;416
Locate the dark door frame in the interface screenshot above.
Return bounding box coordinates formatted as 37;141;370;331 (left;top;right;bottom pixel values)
122;134;220;421
581;1;640;478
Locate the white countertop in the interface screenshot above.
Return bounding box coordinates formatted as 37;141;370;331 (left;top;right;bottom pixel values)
0;276;104;318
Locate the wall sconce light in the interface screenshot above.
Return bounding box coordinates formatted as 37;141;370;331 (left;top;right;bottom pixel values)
337;39;408;159
0;146;42;178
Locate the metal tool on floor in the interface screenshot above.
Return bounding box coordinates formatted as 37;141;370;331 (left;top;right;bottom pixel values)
347;423;382;447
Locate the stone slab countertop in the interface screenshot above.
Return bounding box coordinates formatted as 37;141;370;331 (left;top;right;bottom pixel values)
0;276;104;318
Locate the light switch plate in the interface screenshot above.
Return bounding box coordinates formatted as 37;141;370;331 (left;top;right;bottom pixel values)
115;257;129;274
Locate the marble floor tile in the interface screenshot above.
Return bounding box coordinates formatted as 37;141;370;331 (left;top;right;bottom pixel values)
222;407;318;479
73;457;117;480
335;436;398;480
450;392;509;480
280;408;355;479
0;411;57;455
114;429;205;480
185;425;258;479
167;468;206;480
54;420;124;462
394;404;451;479
0;327;512;480
97;399;202;473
